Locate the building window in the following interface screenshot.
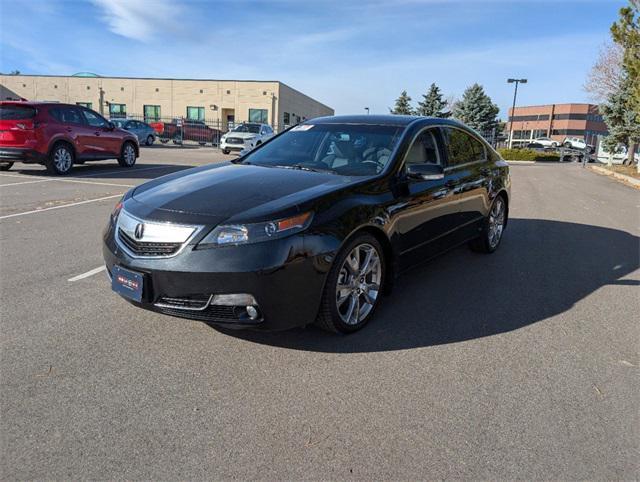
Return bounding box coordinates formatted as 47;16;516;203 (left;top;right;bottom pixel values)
76;102;92;109
199;89;203;94
509;114;549;122
249;108;268;123
144;105;161;122
283;112;290;124
186;106;205;121
551;129;588;136
109;103;126;118
512;130;532;140
226;90;231;95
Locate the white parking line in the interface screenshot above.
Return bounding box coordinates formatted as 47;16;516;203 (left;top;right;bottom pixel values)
0;193;123;220
0;179;56;187
68;265;106;282
55;179;134;188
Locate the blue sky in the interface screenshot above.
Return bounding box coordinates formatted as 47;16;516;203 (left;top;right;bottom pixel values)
0;0;623;118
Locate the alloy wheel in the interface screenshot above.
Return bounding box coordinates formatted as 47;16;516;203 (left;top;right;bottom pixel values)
488;197;505;248
335;243;382;325
123;144;136;165
54;147;72;172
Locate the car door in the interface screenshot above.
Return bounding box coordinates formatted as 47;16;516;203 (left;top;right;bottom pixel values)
52;106;95;159
393;127;461;270
81;109;120;157
440;126;491;241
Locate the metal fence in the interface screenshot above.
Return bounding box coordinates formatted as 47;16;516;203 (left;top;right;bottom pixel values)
113;114;291;147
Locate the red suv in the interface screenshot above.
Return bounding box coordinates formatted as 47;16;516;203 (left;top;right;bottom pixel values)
0;101;139;175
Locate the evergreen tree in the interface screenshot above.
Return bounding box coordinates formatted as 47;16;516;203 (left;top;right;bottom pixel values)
416;83;450;117
390;90;414;115
601;74;640;165
451;83;499;133
611;2;640;112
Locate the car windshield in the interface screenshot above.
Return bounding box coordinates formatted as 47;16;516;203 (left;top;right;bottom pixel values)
233;124;260;134
0;105;36;120
240;123;404;176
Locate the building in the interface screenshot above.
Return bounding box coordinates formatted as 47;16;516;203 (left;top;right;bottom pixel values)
0;73;334;131
506;103;608;147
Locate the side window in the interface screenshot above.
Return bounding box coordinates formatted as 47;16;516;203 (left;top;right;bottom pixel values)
405;129;441;166
82;109;108;128
442;127;476;166
468;135;486;162
58;107;84;125
266;125;274;134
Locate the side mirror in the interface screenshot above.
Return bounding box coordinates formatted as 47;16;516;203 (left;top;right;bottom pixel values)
107;121;115;130
406;163;444;181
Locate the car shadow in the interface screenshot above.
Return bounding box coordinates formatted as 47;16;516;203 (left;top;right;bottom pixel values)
219;218;639;353
6;163;199;179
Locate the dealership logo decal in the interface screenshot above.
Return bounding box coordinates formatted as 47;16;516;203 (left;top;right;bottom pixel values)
134;223;145;240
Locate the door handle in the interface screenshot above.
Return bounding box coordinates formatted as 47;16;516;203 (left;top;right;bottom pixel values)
94;132;101;136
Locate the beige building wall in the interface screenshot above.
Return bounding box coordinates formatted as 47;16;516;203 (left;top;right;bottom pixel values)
0;75;333;130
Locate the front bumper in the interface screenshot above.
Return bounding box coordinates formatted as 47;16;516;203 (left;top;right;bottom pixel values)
102;219;337;331
0;148;45;163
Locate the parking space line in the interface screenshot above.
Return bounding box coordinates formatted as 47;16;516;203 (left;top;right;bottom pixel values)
55;179;134;188
0;179;56;187
68;265;106;282
0;193;123;220
74;165;181;178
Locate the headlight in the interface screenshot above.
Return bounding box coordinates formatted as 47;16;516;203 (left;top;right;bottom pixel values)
198;211;313;248
111;198;124;223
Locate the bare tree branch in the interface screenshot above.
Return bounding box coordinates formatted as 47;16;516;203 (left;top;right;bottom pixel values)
583;42;624;103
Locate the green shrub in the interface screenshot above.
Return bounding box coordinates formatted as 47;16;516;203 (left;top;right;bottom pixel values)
497;148;560;162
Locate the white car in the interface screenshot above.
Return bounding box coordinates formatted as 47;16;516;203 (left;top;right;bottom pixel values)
533;137;559;148
563;137;594;152
220;123;275;155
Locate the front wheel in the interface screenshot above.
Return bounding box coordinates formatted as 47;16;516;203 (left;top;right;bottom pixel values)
0;161;14;171
46;143;74;175
145;135;154;146
222;149;230;155
118;142;137;167
563;142;572;149
315;234;385;333
469;195;508;253
551;142;558;148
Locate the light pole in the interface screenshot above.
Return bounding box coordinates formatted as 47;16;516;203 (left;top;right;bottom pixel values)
364;107;370;115
507;78;527;148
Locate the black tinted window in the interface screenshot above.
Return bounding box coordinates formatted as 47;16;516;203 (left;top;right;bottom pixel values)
50;107;84;125
442;127;481;166
405;129;441;166
0;105;36;120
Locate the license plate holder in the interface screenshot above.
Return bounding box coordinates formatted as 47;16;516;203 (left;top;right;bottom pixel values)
111;265;144;302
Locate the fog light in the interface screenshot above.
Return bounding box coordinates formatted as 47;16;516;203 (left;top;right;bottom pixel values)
246;305;259;320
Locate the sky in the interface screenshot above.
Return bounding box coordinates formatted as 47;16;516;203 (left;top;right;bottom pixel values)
0;0;624;118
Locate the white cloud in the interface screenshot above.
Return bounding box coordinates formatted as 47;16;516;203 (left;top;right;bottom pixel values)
91;0;182;42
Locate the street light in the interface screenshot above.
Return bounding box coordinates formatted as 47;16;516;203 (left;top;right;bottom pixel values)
364;107;370;115
507;78;527;148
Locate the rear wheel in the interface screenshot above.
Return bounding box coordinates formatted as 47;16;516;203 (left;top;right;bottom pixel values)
0;161;14;171
470;195;507;253
118;142;137;167
46;143;74;175
222;149;230;155
315;234;385;333
563;142;572;148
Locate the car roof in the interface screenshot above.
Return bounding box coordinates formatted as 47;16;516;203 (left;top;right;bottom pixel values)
308;114;465;129
0;101;78;108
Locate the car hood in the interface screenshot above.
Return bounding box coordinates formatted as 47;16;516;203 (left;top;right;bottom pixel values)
130;162;357;223
224;131;258;139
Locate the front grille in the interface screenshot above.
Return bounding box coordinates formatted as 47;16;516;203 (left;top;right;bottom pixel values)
226;137;245;145
156;295;210;310
118;229;181;257
156;304;241;322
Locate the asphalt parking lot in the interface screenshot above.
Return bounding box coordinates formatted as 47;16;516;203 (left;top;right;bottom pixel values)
1;148;638;479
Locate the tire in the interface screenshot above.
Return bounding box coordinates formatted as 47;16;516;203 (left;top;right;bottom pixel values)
469;195;508;254
551;142;558;148
145;135;154;146
563;142;572;148
222;149;230;155
315;233;386;334
0;161;14;171
117;142;137;167
46;143;74;175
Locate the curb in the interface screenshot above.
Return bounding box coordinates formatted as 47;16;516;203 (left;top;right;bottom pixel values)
506;160;536;165
587;164;640;189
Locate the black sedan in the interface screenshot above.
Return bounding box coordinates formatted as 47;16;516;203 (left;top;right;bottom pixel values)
103;115;510;333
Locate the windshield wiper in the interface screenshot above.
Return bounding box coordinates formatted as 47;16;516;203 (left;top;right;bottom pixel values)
273;164;336;174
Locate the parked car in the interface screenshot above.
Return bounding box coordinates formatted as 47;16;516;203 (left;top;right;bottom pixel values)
158;119;221;146
220;123;275;154
533;137;559;148
0;101;139;174
596;142;640;164
563;137;594;152
104;115;510;333
112;119;156;146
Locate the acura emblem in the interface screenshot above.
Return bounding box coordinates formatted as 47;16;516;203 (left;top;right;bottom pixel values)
134;223;145;240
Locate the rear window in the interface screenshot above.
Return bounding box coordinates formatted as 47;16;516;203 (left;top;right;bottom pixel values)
0;105;36;120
